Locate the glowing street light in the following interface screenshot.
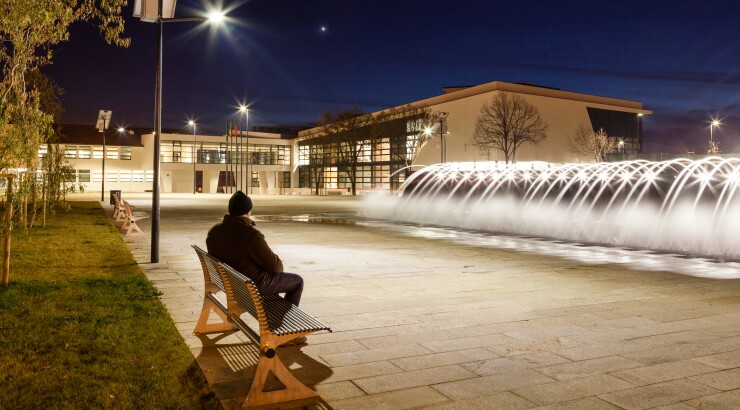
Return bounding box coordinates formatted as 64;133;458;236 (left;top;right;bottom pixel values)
207;10;225;24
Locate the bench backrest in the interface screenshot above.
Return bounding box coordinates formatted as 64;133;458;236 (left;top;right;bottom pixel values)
122;200;133;218
193;244;227;293
113;193;121;210
192;245;268;332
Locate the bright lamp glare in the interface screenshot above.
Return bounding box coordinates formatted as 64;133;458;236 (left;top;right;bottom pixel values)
117;127;125;132
207;10;225;24
423;127;433;136
188;120;195;126
239;105;248;113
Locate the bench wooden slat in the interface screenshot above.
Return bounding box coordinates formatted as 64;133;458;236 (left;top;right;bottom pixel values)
221;263;331;336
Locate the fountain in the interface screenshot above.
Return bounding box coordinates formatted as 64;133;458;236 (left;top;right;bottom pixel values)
364;158;740;260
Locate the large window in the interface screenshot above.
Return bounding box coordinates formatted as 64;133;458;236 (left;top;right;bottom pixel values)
120;147;132;160
373;138;390;162
78;170;90;183
65;146;77;159
78;146;91;159
250;144;290;165
587;108;641;154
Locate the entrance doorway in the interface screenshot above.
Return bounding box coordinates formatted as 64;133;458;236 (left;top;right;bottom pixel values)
217;171;236;193
195;171;203;193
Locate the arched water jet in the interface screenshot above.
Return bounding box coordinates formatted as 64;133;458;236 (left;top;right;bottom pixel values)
364;159;740;260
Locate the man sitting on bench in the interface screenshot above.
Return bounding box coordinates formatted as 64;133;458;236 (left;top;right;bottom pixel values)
206;191;307;346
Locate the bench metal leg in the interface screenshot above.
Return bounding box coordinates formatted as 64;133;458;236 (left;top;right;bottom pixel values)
193;296;238;334
125;220;144;236
244;332;318;408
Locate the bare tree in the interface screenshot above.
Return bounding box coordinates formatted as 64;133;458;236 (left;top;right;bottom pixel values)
305;144;329;196
376;104;439;168
707;140;721;155
318;107;373;196
567;125;614;162
472;92;548;163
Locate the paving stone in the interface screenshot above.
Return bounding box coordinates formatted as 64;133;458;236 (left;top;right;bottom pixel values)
690;368;740;391
513;374;635;406
390;348;500;371
313;381;366;401
528;396;623;410
621;337;740;366
299;361;402;385
422;332;522;353
684;388;740;409
598;379;720;409
423;391;534;409
693;349;740;370
320;344;432;367
610;360;717;386
432;369;556;399
537;355;642;381
353;364;478;394
327;386;449;409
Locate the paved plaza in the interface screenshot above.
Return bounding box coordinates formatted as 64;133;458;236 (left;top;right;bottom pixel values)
83;192;740;409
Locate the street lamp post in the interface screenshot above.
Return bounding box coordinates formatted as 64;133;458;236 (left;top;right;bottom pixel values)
95;110;112;202
239;105;249;193
135;1;225;263
189;120;197;194
710;119;720;145
247;109;250;194
438;112;449;163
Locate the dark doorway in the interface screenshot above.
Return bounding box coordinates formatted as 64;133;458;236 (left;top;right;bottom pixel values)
217;171;236;193
195;171;203;193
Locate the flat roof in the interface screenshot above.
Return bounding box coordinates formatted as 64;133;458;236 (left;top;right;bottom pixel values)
298;80;652;139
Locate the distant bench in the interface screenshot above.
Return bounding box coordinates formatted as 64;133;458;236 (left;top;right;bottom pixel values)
192;245;331;408
111;194;149;236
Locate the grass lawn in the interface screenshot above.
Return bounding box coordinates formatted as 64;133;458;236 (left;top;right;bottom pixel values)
0;202;220;409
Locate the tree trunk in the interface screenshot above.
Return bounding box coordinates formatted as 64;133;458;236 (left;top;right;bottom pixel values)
2;176;14;288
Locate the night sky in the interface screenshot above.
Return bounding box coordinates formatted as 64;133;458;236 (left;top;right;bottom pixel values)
46;0;740;153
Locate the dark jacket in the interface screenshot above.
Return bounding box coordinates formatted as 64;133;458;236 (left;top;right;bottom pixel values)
206;214;283;285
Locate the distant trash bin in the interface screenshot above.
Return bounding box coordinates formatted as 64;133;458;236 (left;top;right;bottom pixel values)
110;190;121;205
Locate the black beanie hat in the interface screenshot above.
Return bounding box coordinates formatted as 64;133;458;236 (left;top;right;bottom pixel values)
228;191;252;215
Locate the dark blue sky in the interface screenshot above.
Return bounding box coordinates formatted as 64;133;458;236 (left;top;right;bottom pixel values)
47;0;740;153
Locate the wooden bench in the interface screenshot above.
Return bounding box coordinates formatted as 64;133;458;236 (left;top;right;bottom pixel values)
192;245;331;408
121;200;149;236
111;193;126;223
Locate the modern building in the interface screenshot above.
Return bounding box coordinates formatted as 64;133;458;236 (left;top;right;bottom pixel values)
44;81;651;195
46;124;293;195
294;81;652;192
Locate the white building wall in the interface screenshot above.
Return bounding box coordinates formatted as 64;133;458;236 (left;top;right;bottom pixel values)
416;88;643;166
57;131;294;194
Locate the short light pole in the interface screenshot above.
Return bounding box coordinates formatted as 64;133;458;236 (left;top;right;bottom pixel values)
636;113;643;153
188;120;197;194
95;110;112;202
710;119;720;145
438;112;449;163
239;105;250;194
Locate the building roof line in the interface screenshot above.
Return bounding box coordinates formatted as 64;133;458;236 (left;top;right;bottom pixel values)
297;80;652;139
